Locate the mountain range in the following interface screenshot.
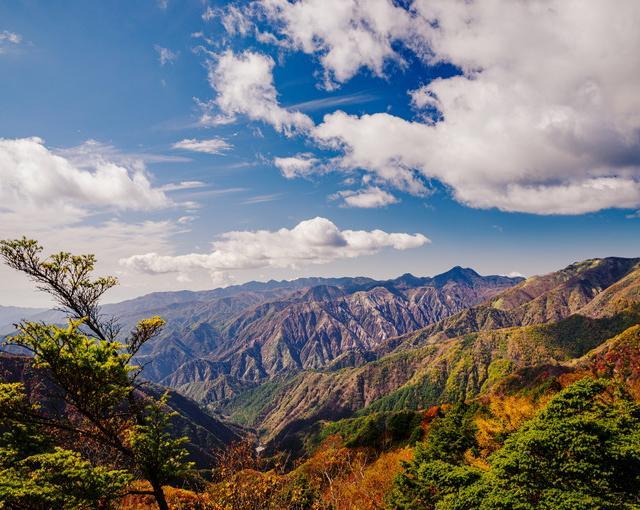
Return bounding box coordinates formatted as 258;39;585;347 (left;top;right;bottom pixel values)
3;257;640;456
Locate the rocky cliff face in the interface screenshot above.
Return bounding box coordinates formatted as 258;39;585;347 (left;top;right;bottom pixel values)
392;257;640;351
129;268;521;403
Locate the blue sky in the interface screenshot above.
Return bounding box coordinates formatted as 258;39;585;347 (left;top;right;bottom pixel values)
1;0;639;306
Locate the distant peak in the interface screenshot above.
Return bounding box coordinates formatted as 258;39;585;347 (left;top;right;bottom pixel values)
436;266;480;279
397;272;421;282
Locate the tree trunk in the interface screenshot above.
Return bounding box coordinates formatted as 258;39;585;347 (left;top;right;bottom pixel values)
150;479;169;510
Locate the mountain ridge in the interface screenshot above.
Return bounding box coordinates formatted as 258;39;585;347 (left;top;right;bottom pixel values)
134;268;522;398
212;256;640;451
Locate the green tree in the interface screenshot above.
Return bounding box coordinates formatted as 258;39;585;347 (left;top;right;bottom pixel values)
0;382;132;509
387;402;479;509
388;378;640;510
0;238;194;510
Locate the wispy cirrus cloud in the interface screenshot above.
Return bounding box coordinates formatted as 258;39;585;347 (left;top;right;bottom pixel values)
155;45;179;65
240;193;283;205
0;30;23;54
172;138;232;155
287;92;378;112
57;139;191;165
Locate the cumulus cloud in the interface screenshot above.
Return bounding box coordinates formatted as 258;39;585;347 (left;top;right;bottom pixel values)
121;216;429;282
0;138;207;303
205;49;313;134
172;138;232;155
273;153;321;179
313;111;429;195
256;0;419;88
298;0;640;214
0;137;172;226
155;45;179;65
333;186;398;208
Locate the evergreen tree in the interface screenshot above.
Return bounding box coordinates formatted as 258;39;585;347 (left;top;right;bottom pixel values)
0;238;194;510
387;378;640;510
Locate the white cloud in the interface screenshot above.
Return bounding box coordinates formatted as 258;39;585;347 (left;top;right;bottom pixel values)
121;216;429;282
202;6;215;21
0;30;22;54
298;0;640;215
0;219;182;307
0;137;171;226
205;49;313;135
312;111;428;195
156;0;168;10
0;31;20;44
219;5;252;35
57;139;190;165
0;30;21;44
177;215;197;224
256;0;419;88
172;138;232;155
273;153;322;179
333;186;398;208
154;45;179;65
0;139;210;305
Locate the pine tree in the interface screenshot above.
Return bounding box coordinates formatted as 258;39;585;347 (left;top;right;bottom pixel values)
0;238;194;510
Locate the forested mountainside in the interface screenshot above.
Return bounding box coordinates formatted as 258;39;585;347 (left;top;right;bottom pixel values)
120;262;640;509
386;256;640;351
213;257;640;451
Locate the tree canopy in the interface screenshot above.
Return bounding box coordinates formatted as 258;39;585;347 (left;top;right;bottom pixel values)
388;378;640;510
0;238;193;510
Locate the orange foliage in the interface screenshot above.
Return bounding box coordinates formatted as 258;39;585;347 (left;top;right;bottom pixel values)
207;469;284;510
557;370;588;389
117;436;413;510
118;482;215;509
296;435;367;488
211;439;262;482
474;394;544;457
319;447;413;510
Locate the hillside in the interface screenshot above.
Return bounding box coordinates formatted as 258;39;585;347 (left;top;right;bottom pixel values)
389;257;640;351
216;258;640;451
133;268;520;405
